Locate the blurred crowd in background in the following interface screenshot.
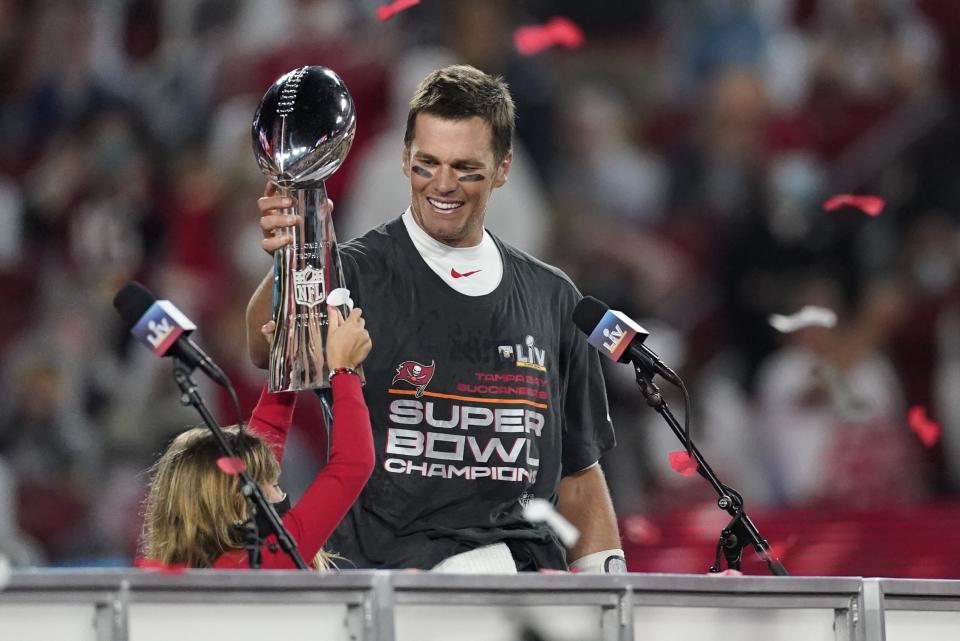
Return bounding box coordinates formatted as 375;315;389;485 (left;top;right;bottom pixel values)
1;0;959;574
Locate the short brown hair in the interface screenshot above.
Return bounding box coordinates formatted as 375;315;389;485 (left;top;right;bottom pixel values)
404;64;515;163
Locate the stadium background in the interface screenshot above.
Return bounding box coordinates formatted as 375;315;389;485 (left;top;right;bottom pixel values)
1;0;959;577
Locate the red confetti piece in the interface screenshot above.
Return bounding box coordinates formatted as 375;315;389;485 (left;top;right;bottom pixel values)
823;194;885;217
768;535;799;562
216;456;246;475
622;514;662;545
135;559;188;574
376;0;419;22
908;405;942;448
668;451;698;476
514;17;585;56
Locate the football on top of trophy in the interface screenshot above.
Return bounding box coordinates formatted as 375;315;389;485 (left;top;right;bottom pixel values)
251;66;356;189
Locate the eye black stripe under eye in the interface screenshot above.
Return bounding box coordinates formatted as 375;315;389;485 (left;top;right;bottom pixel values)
459;174;485;182
412;165;433;178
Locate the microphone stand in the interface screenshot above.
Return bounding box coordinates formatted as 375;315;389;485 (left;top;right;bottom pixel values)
633;363;788;576
171;358;309;570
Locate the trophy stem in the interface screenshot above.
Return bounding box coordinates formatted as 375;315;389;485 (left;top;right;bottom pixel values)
269;184;331;392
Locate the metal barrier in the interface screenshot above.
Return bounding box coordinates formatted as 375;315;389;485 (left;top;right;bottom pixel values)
2;571;959;641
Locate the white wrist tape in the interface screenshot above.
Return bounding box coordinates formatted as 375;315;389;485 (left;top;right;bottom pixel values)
570;549;627;574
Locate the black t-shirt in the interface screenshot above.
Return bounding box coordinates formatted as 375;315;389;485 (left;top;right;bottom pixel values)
324;217;615;570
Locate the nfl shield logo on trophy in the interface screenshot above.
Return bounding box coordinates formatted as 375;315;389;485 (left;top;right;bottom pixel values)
293;265;326;308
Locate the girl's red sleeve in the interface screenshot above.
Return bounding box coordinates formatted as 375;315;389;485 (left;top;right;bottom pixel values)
256;374;374;569
246;384;297;461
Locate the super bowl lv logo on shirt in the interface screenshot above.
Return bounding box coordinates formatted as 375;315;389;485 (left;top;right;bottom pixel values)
500;335;546;371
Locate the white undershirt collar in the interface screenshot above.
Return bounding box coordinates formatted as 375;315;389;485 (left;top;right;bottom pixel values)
401;209;503;296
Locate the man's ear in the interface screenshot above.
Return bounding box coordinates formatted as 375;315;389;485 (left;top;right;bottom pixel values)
401;145;411;178
492;151;513;188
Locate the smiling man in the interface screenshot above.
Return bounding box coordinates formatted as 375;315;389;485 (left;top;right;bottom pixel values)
246;65;623;573
405;113;507;246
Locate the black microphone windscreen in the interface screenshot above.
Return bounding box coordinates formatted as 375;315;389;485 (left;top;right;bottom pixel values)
572;295;610;335
113;281;156;327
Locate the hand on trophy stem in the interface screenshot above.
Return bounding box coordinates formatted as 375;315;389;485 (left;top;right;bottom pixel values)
258;181;300;254
257;181;335;256
326;306;371;370
260;320;277;348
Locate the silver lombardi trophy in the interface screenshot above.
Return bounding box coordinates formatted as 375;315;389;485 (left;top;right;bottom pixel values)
252;66;359;391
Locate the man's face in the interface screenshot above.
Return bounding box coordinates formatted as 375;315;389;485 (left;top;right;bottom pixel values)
402;113;511;247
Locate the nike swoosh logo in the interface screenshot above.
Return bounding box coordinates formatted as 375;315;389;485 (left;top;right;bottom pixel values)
451;268;482;278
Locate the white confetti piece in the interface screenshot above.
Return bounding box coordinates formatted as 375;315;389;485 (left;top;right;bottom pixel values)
327;288;354;310
769;305;837;333
522;498;581;547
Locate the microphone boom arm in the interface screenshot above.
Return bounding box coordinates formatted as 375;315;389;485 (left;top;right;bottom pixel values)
632;361;788;576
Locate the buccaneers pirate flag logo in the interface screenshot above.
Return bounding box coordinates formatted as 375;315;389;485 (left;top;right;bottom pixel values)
392;360;436;398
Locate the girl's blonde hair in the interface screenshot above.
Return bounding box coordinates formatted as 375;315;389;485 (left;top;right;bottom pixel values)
141;426;332;569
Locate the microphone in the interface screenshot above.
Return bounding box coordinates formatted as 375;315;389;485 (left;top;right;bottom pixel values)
572;295;681;386
113;281;229;387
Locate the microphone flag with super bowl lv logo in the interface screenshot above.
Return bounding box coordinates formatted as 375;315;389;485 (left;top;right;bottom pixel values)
392;360;435;397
